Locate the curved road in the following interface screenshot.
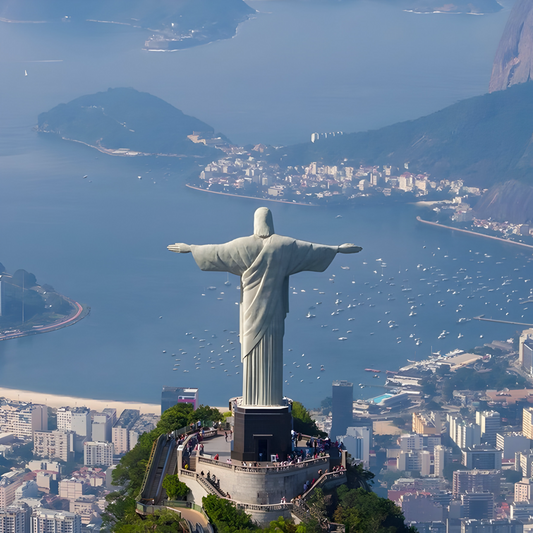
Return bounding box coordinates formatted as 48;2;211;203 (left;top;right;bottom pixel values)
0;298;89;342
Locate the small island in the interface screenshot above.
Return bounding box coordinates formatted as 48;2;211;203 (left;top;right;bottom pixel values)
0;264;89;341
37;88;228;158
0;0;255;51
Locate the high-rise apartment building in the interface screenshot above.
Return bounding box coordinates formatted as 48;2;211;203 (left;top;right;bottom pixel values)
330;381;353;439
31;509;81;533
337;426;371;468
0;402;47;438
496;432;530;460
519;328;533;374
57;407;91;439
33;430;74;462
84;441;114;467
91;412;113;443
0;472;26;510
514;478;533;502
112;410;140;455
522;408;533;440
452;470;500;497
476;411;501;447
0;503;30;533
515;450;533;477
433;445;450;478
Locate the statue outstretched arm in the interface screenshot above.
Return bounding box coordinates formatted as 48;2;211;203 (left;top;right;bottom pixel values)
337;243;362;254
167;243;192;253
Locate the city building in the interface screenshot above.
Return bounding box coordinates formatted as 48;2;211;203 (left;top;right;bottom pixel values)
83;441;114;467
337;426;371;468
399;434;424;452
129;414;160;449
519;328;533;375
400;493;444;523
160;387;198;414
59;479;86;500
57;407;91;439
112;410;140;455
0;503;30;533
462;446;502;470
31;509;81;533
408;522;446;533
69;496;99;525
510;501;533;521
91;412;113;443
461;492;494;520
434;445;451;478
476;411;501;447
412;412;441;435
330;381;353;440
522;407;533;440
495;432;530;460
0;403;47;438
455;422;482;449
398;450;431;476
514;478;533;502
33;430;74;462
0;472;26;509
515;450;533;477
453;470;500;497
461;519;523;533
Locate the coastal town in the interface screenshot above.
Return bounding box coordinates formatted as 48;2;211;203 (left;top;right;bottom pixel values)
2;326;533;531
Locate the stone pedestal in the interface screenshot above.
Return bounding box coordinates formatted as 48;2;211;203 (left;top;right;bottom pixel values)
231;405;292;462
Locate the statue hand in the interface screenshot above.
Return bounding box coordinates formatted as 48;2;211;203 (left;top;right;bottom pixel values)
338;243;362;254
167;243;192;253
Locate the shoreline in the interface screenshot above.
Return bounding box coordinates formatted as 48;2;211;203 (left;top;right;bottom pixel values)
185;184;316;207
0;298;89;342
416;216;533;250
0;386;160;414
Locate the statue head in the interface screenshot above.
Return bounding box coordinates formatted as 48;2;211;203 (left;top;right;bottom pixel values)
254;207;275;238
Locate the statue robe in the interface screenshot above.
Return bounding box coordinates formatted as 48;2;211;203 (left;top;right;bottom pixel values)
191;234;337;406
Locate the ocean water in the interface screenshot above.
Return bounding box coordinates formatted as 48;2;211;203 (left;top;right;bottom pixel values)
0;0;528;408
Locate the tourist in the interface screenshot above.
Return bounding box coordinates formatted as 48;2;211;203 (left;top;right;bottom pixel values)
214;453;219;460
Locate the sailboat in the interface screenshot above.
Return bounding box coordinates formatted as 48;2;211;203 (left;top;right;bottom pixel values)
224;273;231;287
24;70;28;77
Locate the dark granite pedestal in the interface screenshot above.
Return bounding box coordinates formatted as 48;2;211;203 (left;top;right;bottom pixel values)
231;405;292;462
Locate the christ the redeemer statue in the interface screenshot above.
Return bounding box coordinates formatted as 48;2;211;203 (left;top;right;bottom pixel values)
168;207;362;407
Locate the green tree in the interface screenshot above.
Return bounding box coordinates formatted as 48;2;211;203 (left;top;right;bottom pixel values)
202;494;258;532
188;405;223;426
346;462;374;491
292;402;326;437
162;475;190;500
158;403;194;434
333;486;416;533
114;508;185;532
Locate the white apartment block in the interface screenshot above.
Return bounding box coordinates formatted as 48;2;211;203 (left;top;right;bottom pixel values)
33;430;74;462
84;441;114;467
57;407;91;439
31;509;81;533
0;403;47;438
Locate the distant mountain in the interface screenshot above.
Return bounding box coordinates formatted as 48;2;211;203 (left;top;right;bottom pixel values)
273;81;533;189
37;88;220;157
402;0;501;14
0;0;255;50
490;0;533;92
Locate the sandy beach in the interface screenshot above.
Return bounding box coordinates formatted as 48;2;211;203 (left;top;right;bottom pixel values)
0;386;161;415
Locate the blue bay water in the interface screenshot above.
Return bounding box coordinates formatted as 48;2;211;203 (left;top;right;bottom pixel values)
0;0;529;408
